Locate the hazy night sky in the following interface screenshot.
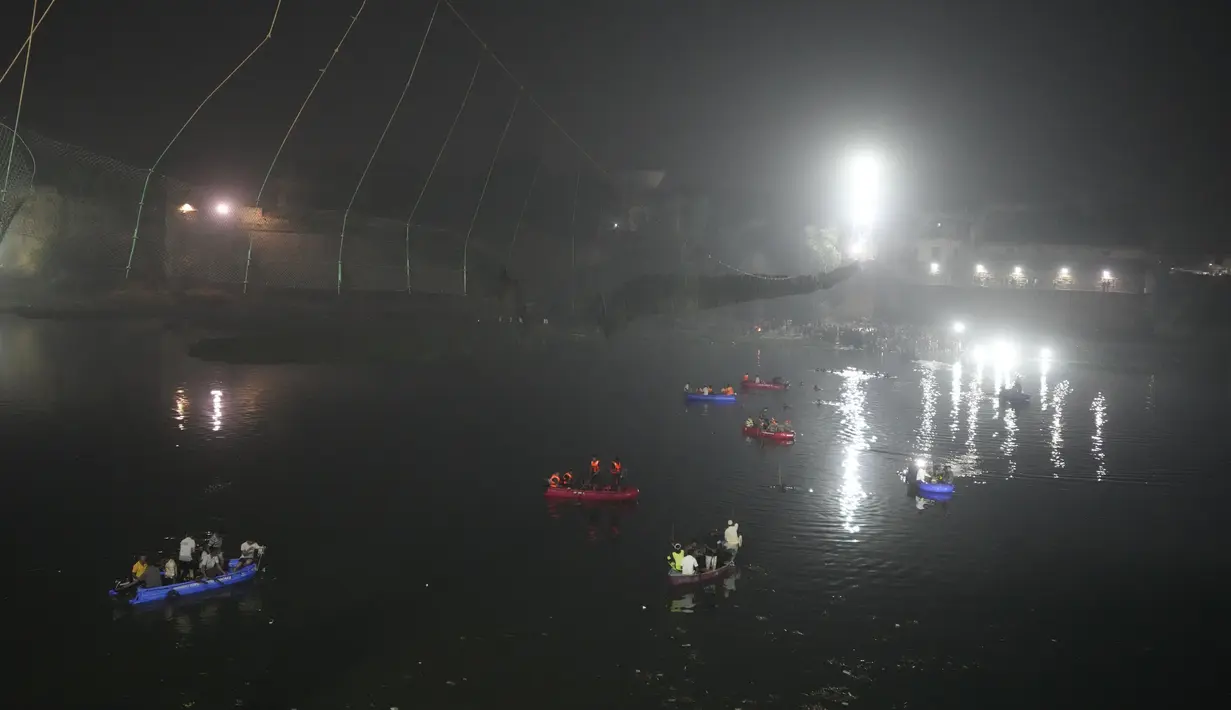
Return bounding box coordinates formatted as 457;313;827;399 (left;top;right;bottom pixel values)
1;1;1228;243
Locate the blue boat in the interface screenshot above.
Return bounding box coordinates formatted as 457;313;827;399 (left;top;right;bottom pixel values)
685;392;737;403
109;559;258;605
917;481;955;494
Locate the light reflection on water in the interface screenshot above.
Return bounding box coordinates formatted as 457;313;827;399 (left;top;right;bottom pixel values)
1001;402;1018;477
837;370;869;537
1049;380;1071;472
915;364;937;456
211;388;223;432
1092;392;1107;480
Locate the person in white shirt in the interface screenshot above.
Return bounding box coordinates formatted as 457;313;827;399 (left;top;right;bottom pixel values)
199;549;222;578
680;552;699;576
238;541;265;569
178;535;196;580
723;520;743;550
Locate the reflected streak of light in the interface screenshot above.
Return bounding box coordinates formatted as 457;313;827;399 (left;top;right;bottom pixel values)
211;388;223;432
950;359;963;437
1091;392;1107;480
916;366;937;455
1039;365;1050;411
838;371;869;536
1049;381;1071;472
965;362;982;459
1001;405;1018;477
174;388;188;431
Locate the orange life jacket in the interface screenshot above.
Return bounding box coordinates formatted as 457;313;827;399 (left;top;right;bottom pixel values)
562;472;573;485
743;374;749;381
590;459;600;474
549;474;561;488
611;461;623;474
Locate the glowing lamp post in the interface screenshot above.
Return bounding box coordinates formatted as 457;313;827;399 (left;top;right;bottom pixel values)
214;202;232;216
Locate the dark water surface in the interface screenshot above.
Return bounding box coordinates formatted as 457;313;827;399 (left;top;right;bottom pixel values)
3;317;1227;709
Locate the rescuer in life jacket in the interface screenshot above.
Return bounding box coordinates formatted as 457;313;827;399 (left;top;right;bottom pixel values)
742;373;749;382
610;457;623;490
588;457;601;487
667;543;684;572
548;473;562;488
561;471;573;488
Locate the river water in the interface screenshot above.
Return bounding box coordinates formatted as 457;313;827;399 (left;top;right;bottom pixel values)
3;316;1226;709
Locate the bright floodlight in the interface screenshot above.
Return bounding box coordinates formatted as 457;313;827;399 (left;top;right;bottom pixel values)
848;240;867;258
1102;269;1112;281
612;222;619;229
1040;347;1053;360
214;202;231;216
914;458;927;471
952;321;966;334
178;203;196;214
1013;265;1023;276
845;150;883;228
929;262;940;275
971;345;986;362
1059;267;1070;277
975;263;987;275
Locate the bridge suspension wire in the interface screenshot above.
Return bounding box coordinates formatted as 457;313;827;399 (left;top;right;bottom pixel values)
1;0;38;208
462;93;520;295
404;56;482;293
244;0;370;293
124;0;283;280
0;0;54;88
568;160;581;313
337;0;439;294
705;253;794;280
442;0;607;180
506;153;542;263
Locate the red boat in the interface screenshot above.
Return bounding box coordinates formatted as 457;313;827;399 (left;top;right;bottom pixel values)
668;562;737;586
742;425;796;443
544;486;640;502
741;380;788;391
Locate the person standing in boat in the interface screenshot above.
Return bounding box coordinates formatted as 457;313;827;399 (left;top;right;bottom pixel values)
610;458;623;490
178;534;197;581
724;520;743;551
199;548;222;579
703;534;718;571
588;457;601;488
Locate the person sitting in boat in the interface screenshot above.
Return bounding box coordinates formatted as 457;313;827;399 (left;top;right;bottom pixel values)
139;561;164;589
743;373;749;382
754;375;762;384
745;417;755;429
723;385;735;395
238;540;265;569
163;557;178;581
199;548;223;579
668;543;685;571
724;520;743;550
130;555;148;582
207;531;223;558
610;458;623;490
561;471;573;488
548;473;562;488
680;549;699;576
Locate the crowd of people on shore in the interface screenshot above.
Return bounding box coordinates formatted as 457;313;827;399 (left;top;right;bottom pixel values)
668;520;744;576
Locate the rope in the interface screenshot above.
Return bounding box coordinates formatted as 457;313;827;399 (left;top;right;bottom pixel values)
124;0;283;279
245;0;369;293
337;0;439;294
506;153;542;262
442;0;607;180
404;57;481;293
0;0;53;87
0;0;38;208
462;93;520;295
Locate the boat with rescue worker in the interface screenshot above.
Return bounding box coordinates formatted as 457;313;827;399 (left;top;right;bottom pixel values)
667;520;743;585
544;457;639;501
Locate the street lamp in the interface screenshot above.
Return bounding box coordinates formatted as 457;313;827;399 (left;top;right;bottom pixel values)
975;264;987;276
178;203;196;214
1059;267;1070;277
952;321;966;334
929;262;940;275
214;202;232;216
1013;265;1023;277
1101;269;1113;282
